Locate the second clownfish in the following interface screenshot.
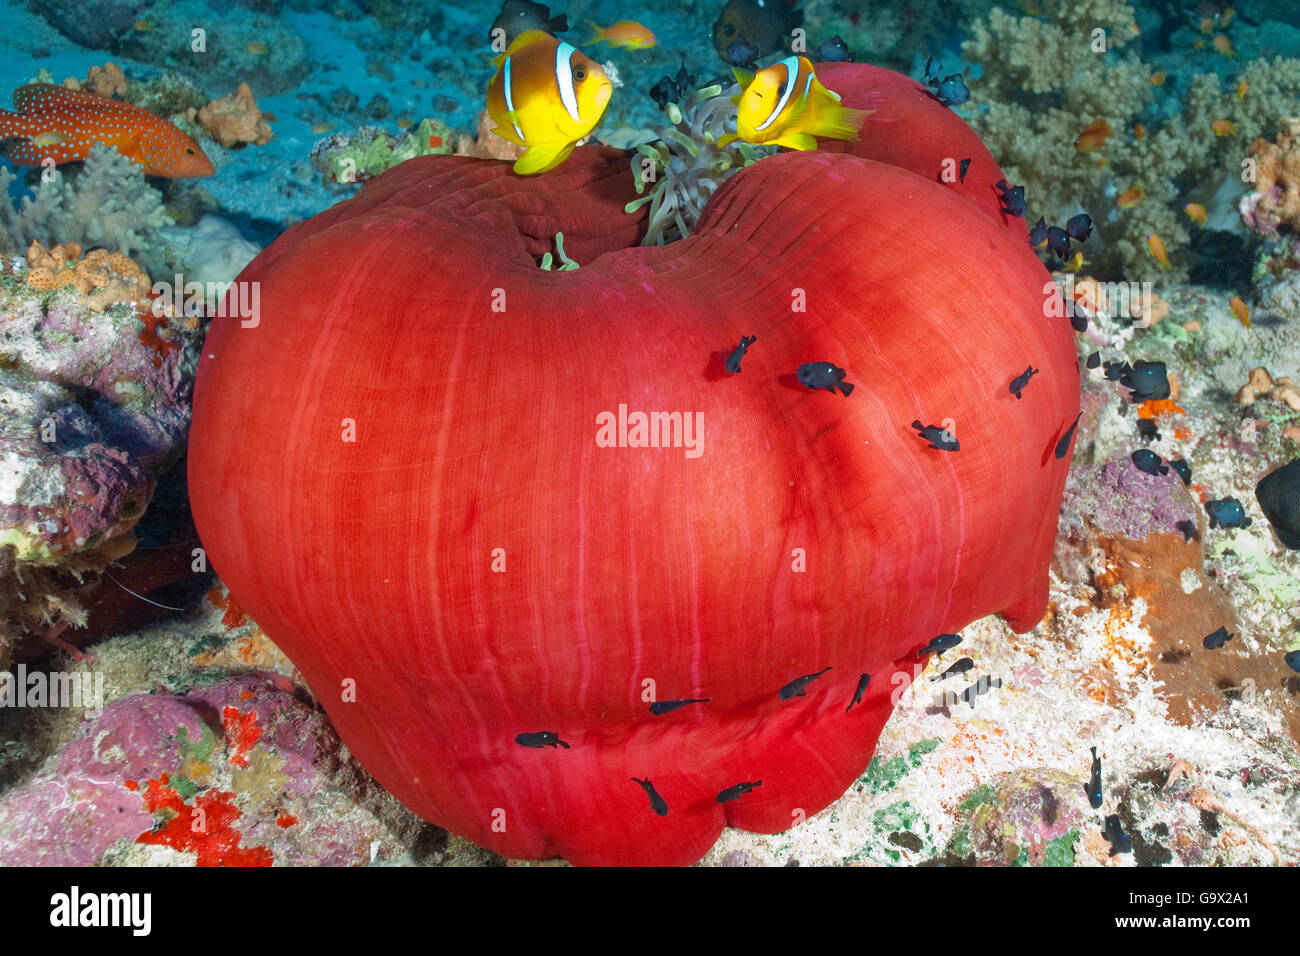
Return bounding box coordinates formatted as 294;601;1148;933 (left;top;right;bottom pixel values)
486;29;613;175
721;56;869;151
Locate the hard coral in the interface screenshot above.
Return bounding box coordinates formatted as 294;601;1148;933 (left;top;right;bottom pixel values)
964;2;1300;281
196;82;273;148
24;241;151;313
1235;366;1300;411
1242;118;1300;235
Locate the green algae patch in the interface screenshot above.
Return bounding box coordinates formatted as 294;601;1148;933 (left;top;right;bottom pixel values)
1042;827;1080;867
856;737;942;794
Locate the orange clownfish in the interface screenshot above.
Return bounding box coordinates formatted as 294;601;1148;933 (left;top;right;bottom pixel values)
586;19;657;49
1147;233;1171;269
0;83;213;178
723;56;869;151
487;30;613;175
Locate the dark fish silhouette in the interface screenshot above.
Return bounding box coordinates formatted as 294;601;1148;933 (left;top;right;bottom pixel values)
648;64;697;109
1066;213;1094;242
912;420;959;452
1029;217;1048;246
960;674;1001;707
725;334;756;374
779;666;832;699
1131;449;1168;476
1255;457;1300;549
1055;413;1082;460
1086;351;1101;369
1136;418;1160;442
1010;364;1039;399
631;777;668;816
716;780;763;802
713;0;803;66
1102;814;1131;856
959;157;971;182
815;35;854;62
797;362;854;396
1202;626;1234;649
1046;225;1071;259
846;672;871;713
1120;360;1170;402
994;178;1026;217
489;0;568;46
649;697;711;715
1206;497;1251;530
1087;746;1103;809
1176;519;1200;542
917;633;962;657
1066;299;1089;332
515;731;570;749
1168;458;1192;485
930;657;974;681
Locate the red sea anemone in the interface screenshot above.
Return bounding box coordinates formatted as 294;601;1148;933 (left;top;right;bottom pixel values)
188;64;1080;866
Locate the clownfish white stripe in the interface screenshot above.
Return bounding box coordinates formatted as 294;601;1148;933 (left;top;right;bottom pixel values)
502;56;525;141
758;55;800;131
555;41;582;123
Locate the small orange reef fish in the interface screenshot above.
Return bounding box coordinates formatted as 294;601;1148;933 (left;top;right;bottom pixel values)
586;19;657;49
1148;233;1171;269
1074;119;1112;151
1235;80;1248;100
1211;118;1236;137
1213;34;1235;57
1185;202;1207;224
724;56;869;150
1150;71;1165;85
1134;122;1147;139
1229;295;1251;327
487;29;613;174
0;83;213;178
1116;184;1144;209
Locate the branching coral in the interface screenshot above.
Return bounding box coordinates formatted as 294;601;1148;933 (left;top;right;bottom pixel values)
963;0;1300;281
0;144;174;275
624;83;771;246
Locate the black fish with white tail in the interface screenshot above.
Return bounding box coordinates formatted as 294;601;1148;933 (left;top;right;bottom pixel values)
912;420;959;451
797;362;854;396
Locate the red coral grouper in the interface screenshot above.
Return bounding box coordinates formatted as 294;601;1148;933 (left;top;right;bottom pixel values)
189;63;1081;867
0;83;214;178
